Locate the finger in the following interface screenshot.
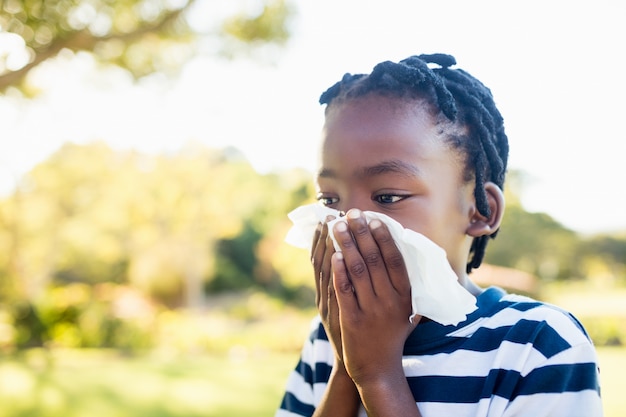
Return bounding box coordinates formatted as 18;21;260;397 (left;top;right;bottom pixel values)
345;209;390;296
311;219;322;256
331;251;359;313
369;219;411;297
320;221;335;302
312;215;336;304
311;221;324;305
332;218;375;306
327;256;341;341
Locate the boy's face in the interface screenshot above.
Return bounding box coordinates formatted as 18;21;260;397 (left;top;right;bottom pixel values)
316;95;477;270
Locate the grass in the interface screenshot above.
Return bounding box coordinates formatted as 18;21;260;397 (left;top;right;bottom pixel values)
0;346;623;417
1;282;624;417
0;348;299;417
597;347;626;417
540;280;626;318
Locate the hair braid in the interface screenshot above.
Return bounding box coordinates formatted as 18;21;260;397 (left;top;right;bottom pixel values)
319;53;509;273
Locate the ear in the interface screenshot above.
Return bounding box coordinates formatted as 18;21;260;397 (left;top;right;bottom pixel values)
466;182;505;238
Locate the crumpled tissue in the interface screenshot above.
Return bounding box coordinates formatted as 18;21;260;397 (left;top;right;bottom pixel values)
285;203;477;326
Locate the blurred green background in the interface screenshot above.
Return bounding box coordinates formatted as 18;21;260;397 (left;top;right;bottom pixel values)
1;1;624;416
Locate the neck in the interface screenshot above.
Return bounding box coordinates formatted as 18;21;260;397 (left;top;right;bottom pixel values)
458;272;484;297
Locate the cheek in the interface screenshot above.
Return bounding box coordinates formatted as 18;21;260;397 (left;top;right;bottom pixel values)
399;195;471;249
456;183;478;225
394;213;436;240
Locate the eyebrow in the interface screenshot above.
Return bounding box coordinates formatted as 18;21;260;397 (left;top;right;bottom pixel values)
317;159;421;179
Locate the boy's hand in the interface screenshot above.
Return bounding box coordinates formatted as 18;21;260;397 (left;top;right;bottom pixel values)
330;209;419;387
311;218;362;417
311;215;345;365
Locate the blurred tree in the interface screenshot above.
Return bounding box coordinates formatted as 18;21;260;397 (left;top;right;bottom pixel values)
2;150;625;351
576;235;626;283
485;170;581;280
485;204;580;280
580;235;626;265
210;168;314;297
0;0;294;92
0;141;313;309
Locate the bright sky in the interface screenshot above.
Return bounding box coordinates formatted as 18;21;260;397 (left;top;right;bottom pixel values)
1;0;625;235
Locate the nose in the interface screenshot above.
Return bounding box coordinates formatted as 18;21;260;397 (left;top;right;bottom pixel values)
336;194;375;215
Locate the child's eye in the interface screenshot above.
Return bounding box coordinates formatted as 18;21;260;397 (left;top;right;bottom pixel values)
318;196;339;206
375;194;406;204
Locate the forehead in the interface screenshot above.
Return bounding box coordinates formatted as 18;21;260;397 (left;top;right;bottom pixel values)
324;94;432;127
319;95;458;176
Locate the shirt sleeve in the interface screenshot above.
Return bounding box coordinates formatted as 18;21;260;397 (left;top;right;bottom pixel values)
500;339;603;417
497;307;604;417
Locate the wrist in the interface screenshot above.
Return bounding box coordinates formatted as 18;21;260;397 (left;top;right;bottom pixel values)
330;361;358;390
347;351;405;388
356;371;420;417
354;364;405;393
312;363;361;417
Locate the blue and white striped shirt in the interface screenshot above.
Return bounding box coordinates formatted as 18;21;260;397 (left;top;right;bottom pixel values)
276;287;603;417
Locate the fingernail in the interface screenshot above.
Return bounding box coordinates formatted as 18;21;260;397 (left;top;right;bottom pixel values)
369;219;382;229
347;209;361;219
335;220;348;232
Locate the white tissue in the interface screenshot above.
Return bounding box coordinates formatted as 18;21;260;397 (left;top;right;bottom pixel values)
285;203;477;326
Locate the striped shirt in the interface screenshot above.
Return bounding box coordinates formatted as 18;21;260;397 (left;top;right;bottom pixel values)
276;286;603;417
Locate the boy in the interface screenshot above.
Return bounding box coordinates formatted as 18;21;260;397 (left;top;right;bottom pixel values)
276;54;602;417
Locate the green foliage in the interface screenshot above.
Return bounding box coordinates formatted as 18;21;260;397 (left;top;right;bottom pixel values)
222;0;292;44
485;204;580;280
0;0;294;92
1;283;157;352
211;222;263;292
486;198;626;283
154;291;313;354
576;235;626;280
582;317;626;346
487;169;626;282
6;301;48;348
1;141;625;352
585;235;626;262
0;143;311;306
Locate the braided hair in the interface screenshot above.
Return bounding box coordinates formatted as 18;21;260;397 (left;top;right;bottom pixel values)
319;53;509;273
